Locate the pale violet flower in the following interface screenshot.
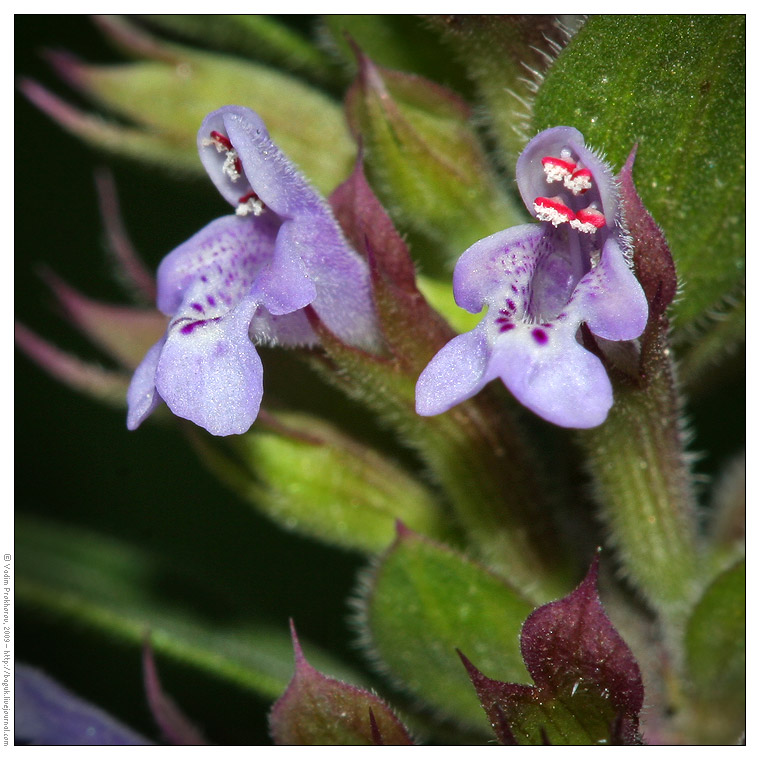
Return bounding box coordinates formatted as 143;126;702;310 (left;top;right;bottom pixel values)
416;126;648;428
16;664;152;745
127;106;379;436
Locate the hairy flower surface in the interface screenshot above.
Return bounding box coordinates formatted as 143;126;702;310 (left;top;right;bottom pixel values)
416;126;648;428
127;106;378;436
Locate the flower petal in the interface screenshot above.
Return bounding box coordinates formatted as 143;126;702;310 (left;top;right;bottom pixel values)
126;337;165;430
489;324;613;428
453;224;546;313
415;328;491;415
573;237;649;341
198;107;379;347
155;294;263;436
156;214;277;317
251;218;317;315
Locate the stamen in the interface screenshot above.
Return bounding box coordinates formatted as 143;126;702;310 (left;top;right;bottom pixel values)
569;205;606;234
236;191;265;217
541;155;577;184
202;130;233;152
564;167;593;195
222;150;242;182
202;131;243;182
534;196;576;227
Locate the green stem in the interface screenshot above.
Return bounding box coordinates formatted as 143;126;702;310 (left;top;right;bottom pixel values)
417;390;572;602
578;318;703;629
310;343;571;604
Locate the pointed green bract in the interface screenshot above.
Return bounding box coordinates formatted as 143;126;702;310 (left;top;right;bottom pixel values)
345;48;523;267
321;15;471;95
269;625;414;745
359;526;534;731
462;559;643;745
533;15;745;334
194;411;447;555
15;322;133;408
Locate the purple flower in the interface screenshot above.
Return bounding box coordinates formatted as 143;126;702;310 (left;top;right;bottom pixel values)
416;127;648;428
16;664;152;745
127;106;378;436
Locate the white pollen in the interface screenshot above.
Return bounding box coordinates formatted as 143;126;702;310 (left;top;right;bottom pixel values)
569;219;599;234
534;203;571;227
223;150;241;182
564;173;593;195
202;137;227;153
543;164;571;184
236;198;265;216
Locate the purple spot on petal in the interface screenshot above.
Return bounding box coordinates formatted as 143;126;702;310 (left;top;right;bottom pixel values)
181;320;204;335
532;328;549;345
507;299;516;311
500;323;515;332
207;295;216;306
191;302;204;313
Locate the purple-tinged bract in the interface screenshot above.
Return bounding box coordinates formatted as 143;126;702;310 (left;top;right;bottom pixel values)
416;126;647;428
127;106;378;436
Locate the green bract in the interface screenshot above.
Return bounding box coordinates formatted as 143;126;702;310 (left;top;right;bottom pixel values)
359;527;533;731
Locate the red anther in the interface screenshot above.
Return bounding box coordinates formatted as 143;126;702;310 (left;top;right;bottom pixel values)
541;156;577;173
567;166;593;194
571;167;592;182
575;206;606;228
534;196;576;222
210;130;233;151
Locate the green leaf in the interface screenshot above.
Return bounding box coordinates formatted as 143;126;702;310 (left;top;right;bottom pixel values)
533;15;745;334
683;560;745;743
359;525;534;731
16;516;361;700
